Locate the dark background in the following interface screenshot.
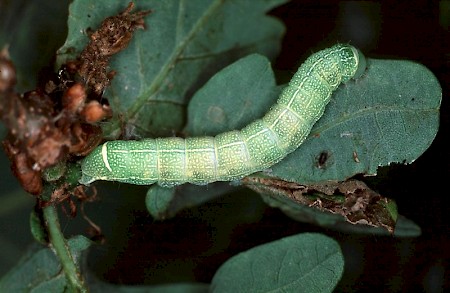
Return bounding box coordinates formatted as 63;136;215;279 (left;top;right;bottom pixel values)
0;1;448;292
271;1;449;291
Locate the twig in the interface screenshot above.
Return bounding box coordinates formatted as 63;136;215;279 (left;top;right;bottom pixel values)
43;204;88;292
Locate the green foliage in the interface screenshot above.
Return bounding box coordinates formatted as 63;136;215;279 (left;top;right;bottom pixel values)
57;0;288;138
185;54;280;136
211;233;344;293
0;0;442;291
0;236;91;292
274;59;441;184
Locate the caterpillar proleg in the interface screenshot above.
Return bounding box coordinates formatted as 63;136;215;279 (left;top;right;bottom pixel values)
80;44;366;187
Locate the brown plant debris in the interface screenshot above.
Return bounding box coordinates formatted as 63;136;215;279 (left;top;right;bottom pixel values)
0;47;16;92
77;2;151;96
242;176;398;233
0;2;151;197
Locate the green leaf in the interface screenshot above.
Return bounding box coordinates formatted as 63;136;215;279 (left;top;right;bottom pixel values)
211;233;344;293
0;235;92;292
56;0;288;138
185;53;280;135
392;215;422;238
146;185;176;219
272;59;441;184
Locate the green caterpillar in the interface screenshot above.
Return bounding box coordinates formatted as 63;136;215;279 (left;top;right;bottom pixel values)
80;44;366;187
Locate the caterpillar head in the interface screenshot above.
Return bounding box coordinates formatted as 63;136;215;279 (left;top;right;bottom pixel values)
351;46;367;79
334;44;367;83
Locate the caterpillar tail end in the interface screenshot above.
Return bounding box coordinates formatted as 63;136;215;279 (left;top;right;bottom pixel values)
79;142;110;185
351;46;367;79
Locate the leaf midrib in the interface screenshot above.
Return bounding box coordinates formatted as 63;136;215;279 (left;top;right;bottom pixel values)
126;0;224;120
